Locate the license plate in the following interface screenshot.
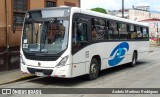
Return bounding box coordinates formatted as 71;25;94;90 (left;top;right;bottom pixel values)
35;72;44;76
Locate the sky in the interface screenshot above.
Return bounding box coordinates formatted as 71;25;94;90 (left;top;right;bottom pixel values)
80;0;160;11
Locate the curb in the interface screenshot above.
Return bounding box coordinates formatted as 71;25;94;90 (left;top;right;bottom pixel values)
0;74;36;86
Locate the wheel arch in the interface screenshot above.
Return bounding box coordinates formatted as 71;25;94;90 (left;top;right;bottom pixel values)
92;55;101;71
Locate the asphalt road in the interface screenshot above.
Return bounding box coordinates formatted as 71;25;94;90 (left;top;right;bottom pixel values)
0;47;160;97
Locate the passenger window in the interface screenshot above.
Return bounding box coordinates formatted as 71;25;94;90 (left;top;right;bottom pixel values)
91;18;106;40
136;26;143;39
142;27;148;39
119;23;128;40
129;25;137;39
108;21;119;40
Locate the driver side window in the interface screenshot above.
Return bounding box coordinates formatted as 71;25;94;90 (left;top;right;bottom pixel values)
72;22;88;54
73;23;87;42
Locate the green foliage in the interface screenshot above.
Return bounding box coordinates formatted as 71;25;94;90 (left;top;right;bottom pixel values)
91;7;107;14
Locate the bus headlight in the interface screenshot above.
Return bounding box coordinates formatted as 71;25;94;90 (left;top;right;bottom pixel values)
56;55;68;67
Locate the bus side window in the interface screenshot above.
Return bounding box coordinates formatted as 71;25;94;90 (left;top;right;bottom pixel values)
72;22;88;53
108;21;119;40
129;24;137;39
136;26;143;39
142;27;149;40
91;18;106;40
76;23;87;41
119;22;128;40
91;18;97;40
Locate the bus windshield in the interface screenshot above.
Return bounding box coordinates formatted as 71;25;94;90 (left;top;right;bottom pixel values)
22;18;69;55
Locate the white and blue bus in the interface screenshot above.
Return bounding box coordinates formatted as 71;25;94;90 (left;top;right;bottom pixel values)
20;7;149;80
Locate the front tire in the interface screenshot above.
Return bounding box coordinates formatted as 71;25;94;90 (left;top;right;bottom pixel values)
86;58;99;80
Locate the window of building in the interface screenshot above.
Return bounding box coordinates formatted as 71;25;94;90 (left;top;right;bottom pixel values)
46;0;56;7
91;18;106;40
13;0;28;27
108;21;119;40
119;22;128;40
64;1;76;7
14;0;27;12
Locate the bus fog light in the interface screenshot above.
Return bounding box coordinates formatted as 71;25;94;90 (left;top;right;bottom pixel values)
56;55;68;67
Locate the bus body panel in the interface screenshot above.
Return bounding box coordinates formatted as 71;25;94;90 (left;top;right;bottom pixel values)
72;41;149;77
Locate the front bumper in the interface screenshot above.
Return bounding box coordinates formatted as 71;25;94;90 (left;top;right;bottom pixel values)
20;64;72;78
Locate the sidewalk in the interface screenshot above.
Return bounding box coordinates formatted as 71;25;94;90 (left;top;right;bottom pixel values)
0;69;34;85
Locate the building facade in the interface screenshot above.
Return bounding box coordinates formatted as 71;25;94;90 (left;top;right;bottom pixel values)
0;0;80;71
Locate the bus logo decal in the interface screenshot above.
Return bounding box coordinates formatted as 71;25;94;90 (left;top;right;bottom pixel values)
108;42;129;66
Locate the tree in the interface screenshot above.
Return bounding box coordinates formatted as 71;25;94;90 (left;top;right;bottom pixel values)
91;7;107;14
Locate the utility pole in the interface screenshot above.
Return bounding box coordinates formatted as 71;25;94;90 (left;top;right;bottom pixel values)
122;0;124;18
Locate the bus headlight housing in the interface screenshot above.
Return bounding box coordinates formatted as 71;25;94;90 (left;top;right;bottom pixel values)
56;55;68;67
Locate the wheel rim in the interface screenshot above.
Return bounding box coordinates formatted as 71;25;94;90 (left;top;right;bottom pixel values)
90;63;98;77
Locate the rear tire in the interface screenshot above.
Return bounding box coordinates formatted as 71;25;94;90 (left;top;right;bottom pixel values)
86;58;99;80
130;52;137;67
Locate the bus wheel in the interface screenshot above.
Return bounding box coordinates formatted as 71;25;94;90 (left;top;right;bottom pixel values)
86;58;99;80
130;52;137;67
